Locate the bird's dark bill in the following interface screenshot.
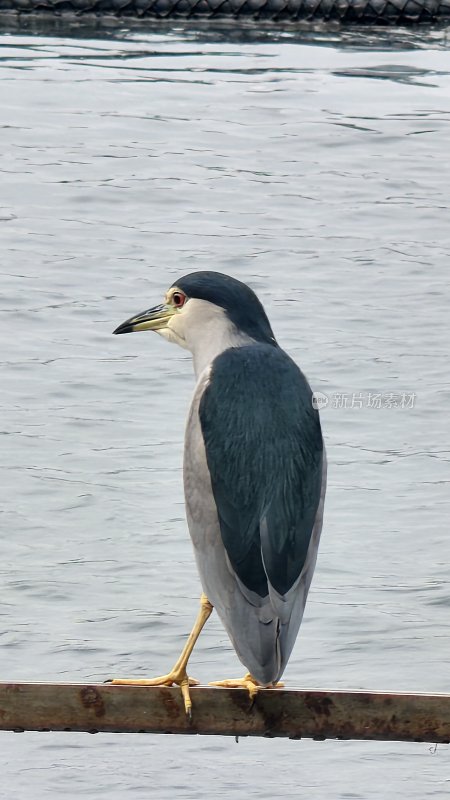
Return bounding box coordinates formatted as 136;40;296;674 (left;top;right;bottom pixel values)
113;303;175;335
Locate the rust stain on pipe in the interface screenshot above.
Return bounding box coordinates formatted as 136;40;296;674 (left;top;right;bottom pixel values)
304;693;334;718
80;687;105;718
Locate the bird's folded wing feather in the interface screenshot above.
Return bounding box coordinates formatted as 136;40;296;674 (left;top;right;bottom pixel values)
198;343;324;601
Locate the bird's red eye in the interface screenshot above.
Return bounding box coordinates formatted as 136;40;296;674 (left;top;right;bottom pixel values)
172;292;186;308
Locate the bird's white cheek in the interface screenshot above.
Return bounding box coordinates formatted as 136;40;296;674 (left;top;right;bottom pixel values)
157;314;189;350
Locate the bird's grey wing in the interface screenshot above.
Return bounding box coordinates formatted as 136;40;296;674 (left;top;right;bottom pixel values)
199;343;324;609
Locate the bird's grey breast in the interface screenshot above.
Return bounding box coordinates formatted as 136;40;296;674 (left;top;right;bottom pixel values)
183;368;221;549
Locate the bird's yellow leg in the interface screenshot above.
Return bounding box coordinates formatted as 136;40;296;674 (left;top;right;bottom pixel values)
209;673;284;701
110;593;213;718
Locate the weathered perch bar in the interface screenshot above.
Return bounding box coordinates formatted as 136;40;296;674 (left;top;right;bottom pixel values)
0;683;449;742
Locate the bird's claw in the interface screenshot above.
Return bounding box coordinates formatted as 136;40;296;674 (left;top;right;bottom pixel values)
180;677;193;720
107;672;199;719
209;675;260;701
209;673;284;703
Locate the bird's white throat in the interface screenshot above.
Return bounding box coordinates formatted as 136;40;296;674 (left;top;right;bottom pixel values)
157;297;255;378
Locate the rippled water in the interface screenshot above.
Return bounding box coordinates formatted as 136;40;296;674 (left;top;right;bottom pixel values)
1;21;450;799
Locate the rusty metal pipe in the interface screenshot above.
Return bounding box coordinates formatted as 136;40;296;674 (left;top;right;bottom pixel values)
0;683;449;742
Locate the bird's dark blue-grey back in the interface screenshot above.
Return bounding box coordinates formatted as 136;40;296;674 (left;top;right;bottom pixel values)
199;342;323;602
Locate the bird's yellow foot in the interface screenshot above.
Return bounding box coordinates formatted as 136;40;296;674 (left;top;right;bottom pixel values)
108;671;199;719
209;672;284;701
107;594;213;720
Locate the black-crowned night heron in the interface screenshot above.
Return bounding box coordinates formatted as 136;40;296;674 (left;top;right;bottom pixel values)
113;271;326;717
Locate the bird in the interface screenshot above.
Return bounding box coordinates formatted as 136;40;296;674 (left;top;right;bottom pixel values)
112;271;326;718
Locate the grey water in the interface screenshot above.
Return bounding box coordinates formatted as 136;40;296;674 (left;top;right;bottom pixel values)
1;20;450;799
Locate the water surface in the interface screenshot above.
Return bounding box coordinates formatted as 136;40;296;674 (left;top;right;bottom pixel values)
1;22;450;799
